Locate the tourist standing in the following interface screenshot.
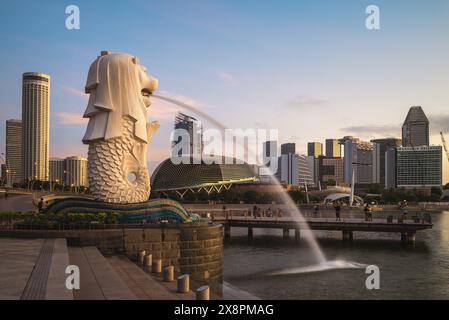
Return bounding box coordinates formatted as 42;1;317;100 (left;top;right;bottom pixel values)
334;201;341;221
313;205;319;217
38;198;44;213
363;203;369;221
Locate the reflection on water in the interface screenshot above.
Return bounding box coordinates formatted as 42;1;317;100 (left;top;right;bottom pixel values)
224;211;449;299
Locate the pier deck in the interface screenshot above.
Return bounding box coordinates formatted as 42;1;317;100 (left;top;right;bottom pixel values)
213;217;433;243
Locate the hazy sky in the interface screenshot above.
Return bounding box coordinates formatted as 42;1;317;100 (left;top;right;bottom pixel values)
0;0;448;182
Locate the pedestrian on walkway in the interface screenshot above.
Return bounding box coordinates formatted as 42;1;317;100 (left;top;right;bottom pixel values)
334;201;341;221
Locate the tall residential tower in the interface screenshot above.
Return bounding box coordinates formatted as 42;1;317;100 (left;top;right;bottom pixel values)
21;72;50;181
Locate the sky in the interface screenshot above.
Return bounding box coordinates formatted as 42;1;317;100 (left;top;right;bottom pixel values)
0;0;448;182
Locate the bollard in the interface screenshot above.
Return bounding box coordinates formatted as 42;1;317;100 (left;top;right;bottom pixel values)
196;285;210;300
138;250;146;266
144;254;152;272
163;266;174;282
177;274;190;293
152;259;162;273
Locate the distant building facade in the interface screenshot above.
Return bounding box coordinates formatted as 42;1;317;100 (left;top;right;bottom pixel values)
371;138;402;187
396;146;442;188
325;139;341;158
260;140;278;181
65;156;88;187
49;158;65;183
5;119;22;185
22;72;50;181
298;155;314;187
385;148;397;189
317;156;344;185
341;136;373;185
307;142;323;158
172;112;203;160
402;106;429;147
281;143;295;155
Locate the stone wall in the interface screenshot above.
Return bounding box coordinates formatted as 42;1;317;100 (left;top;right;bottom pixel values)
0;222;223;287
123;224;223;285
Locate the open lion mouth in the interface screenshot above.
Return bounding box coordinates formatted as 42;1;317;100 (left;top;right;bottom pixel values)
141;88;153;97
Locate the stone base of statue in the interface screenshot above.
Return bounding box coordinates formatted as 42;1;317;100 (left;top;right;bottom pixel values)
42;196;198;224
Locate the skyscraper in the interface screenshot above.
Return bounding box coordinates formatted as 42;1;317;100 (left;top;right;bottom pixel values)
172;112;203;160
402;106;429;147
371;138;402;187
396;146;442;187
22;72;50;181
341;136;373;185
49;157;65;183
325;139;341;157
5;119;22;185
281;143;295;155
307;142;323;158
65;156;88;187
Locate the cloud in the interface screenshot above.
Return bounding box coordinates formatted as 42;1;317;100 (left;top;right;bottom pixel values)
216;71;236;86
285;95;329;109
340;124;401;139
55;112;87;126
429;114;449;134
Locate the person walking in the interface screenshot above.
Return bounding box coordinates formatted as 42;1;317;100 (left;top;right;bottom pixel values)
363;203;369;221
313;205;319;217
367;204;373;222
253;205;257;219
334;201;341;221
38;198;44;213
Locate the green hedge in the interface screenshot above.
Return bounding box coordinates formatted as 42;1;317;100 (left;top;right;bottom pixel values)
0;212;119;226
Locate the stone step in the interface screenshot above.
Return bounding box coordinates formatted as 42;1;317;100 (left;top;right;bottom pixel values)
45;239;73;300
107;255;196;300
68;247;136;300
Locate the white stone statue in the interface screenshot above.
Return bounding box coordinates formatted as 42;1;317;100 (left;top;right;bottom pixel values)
82;51;159;203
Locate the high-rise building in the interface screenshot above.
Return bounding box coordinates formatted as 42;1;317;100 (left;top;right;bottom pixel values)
341;136;373;185
278;153;299;185
172;112;203;160
402;106;429;147
325;139;341;158
22;72;50;181
305;156;318;185
5;119;22;185
259;140;278;180
281;143;296;155
49;157;65;183
307;142;323;158
64;156;88;187
317;156;344;185
371;138;402;187
298;155;314;187
396;146;442;188
385;148;397;189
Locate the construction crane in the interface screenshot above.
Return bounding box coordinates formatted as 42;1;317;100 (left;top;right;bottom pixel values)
441;132;449;162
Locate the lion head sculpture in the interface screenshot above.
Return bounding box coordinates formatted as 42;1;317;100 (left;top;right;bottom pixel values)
82;51;158;143
82;51;159;204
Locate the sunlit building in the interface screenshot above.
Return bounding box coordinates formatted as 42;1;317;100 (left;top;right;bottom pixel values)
22;72;50;181
64;156;88;187
5;119;22;185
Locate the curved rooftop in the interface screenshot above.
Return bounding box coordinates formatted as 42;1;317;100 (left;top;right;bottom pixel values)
151;157;258;192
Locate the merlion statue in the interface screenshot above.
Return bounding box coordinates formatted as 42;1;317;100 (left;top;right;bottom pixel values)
82;51;159;204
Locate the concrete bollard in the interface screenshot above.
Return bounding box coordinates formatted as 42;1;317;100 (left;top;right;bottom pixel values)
152;259;162;273
143;254;152;272
138;250;146;266
163;266;174;282
177;274;190;293
196;285;210;300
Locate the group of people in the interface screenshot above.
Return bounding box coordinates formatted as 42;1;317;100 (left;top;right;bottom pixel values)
252;205;282;218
